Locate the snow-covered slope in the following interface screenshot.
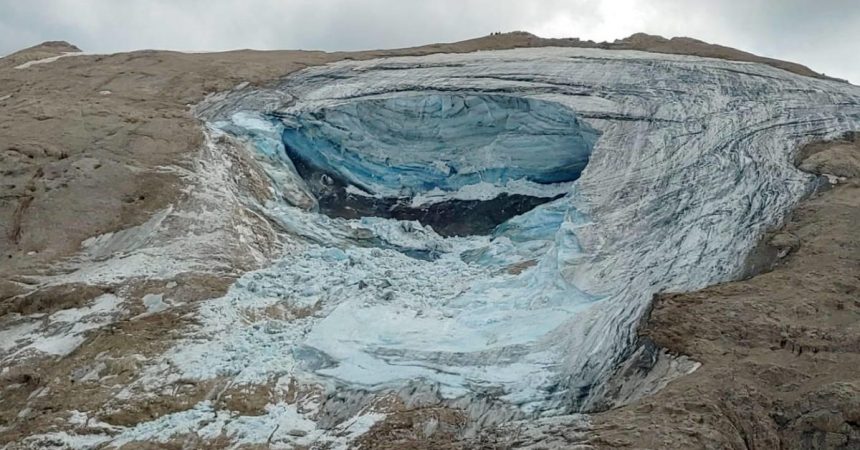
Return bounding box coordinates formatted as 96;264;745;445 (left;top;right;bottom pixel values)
183;47;860;423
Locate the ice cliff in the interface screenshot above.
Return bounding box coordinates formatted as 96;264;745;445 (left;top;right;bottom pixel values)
188;47;860;417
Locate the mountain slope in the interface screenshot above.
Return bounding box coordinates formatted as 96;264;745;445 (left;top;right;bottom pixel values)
0;33;857;449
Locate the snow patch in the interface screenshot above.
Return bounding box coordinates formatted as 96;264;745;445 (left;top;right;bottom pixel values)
0;294;123;360
14;51;85;69
141;293;169;314
36;400;385;449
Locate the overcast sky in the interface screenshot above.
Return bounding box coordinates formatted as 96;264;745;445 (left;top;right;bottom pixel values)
1;0;858;83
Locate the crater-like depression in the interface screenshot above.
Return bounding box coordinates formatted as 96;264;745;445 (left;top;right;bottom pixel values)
279;93;599;236
202;92;606;413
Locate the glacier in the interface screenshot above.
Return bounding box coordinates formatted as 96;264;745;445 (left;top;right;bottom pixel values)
184;47;860;420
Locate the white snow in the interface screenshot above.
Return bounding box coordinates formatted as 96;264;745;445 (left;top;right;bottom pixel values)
0;294;122;360
30;399;386;449
410;179;576;207
19;431;112;449
0;322;41;353
141;293;169;314
14;51;85;69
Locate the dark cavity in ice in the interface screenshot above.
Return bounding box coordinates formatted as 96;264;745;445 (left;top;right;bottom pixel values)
277;93;599;236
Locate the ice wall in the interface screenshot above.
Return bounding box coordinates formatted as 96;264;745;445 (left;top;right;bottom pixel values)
280;93;598;197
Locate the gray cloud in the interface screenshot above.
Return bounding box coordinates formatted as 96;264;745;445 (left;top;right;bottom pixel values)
0;0;858;83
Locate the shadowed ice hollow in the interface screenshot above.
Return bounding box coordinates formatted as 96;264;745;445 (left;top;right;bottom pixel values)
278;93;599;235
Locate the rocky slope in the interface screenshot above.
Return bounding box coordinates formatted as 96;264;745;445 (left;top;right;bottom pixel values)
0;33;858;449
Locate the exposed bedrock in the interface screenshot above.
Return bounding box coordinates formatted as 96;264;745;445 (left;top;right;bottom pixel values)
194;47;860;419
